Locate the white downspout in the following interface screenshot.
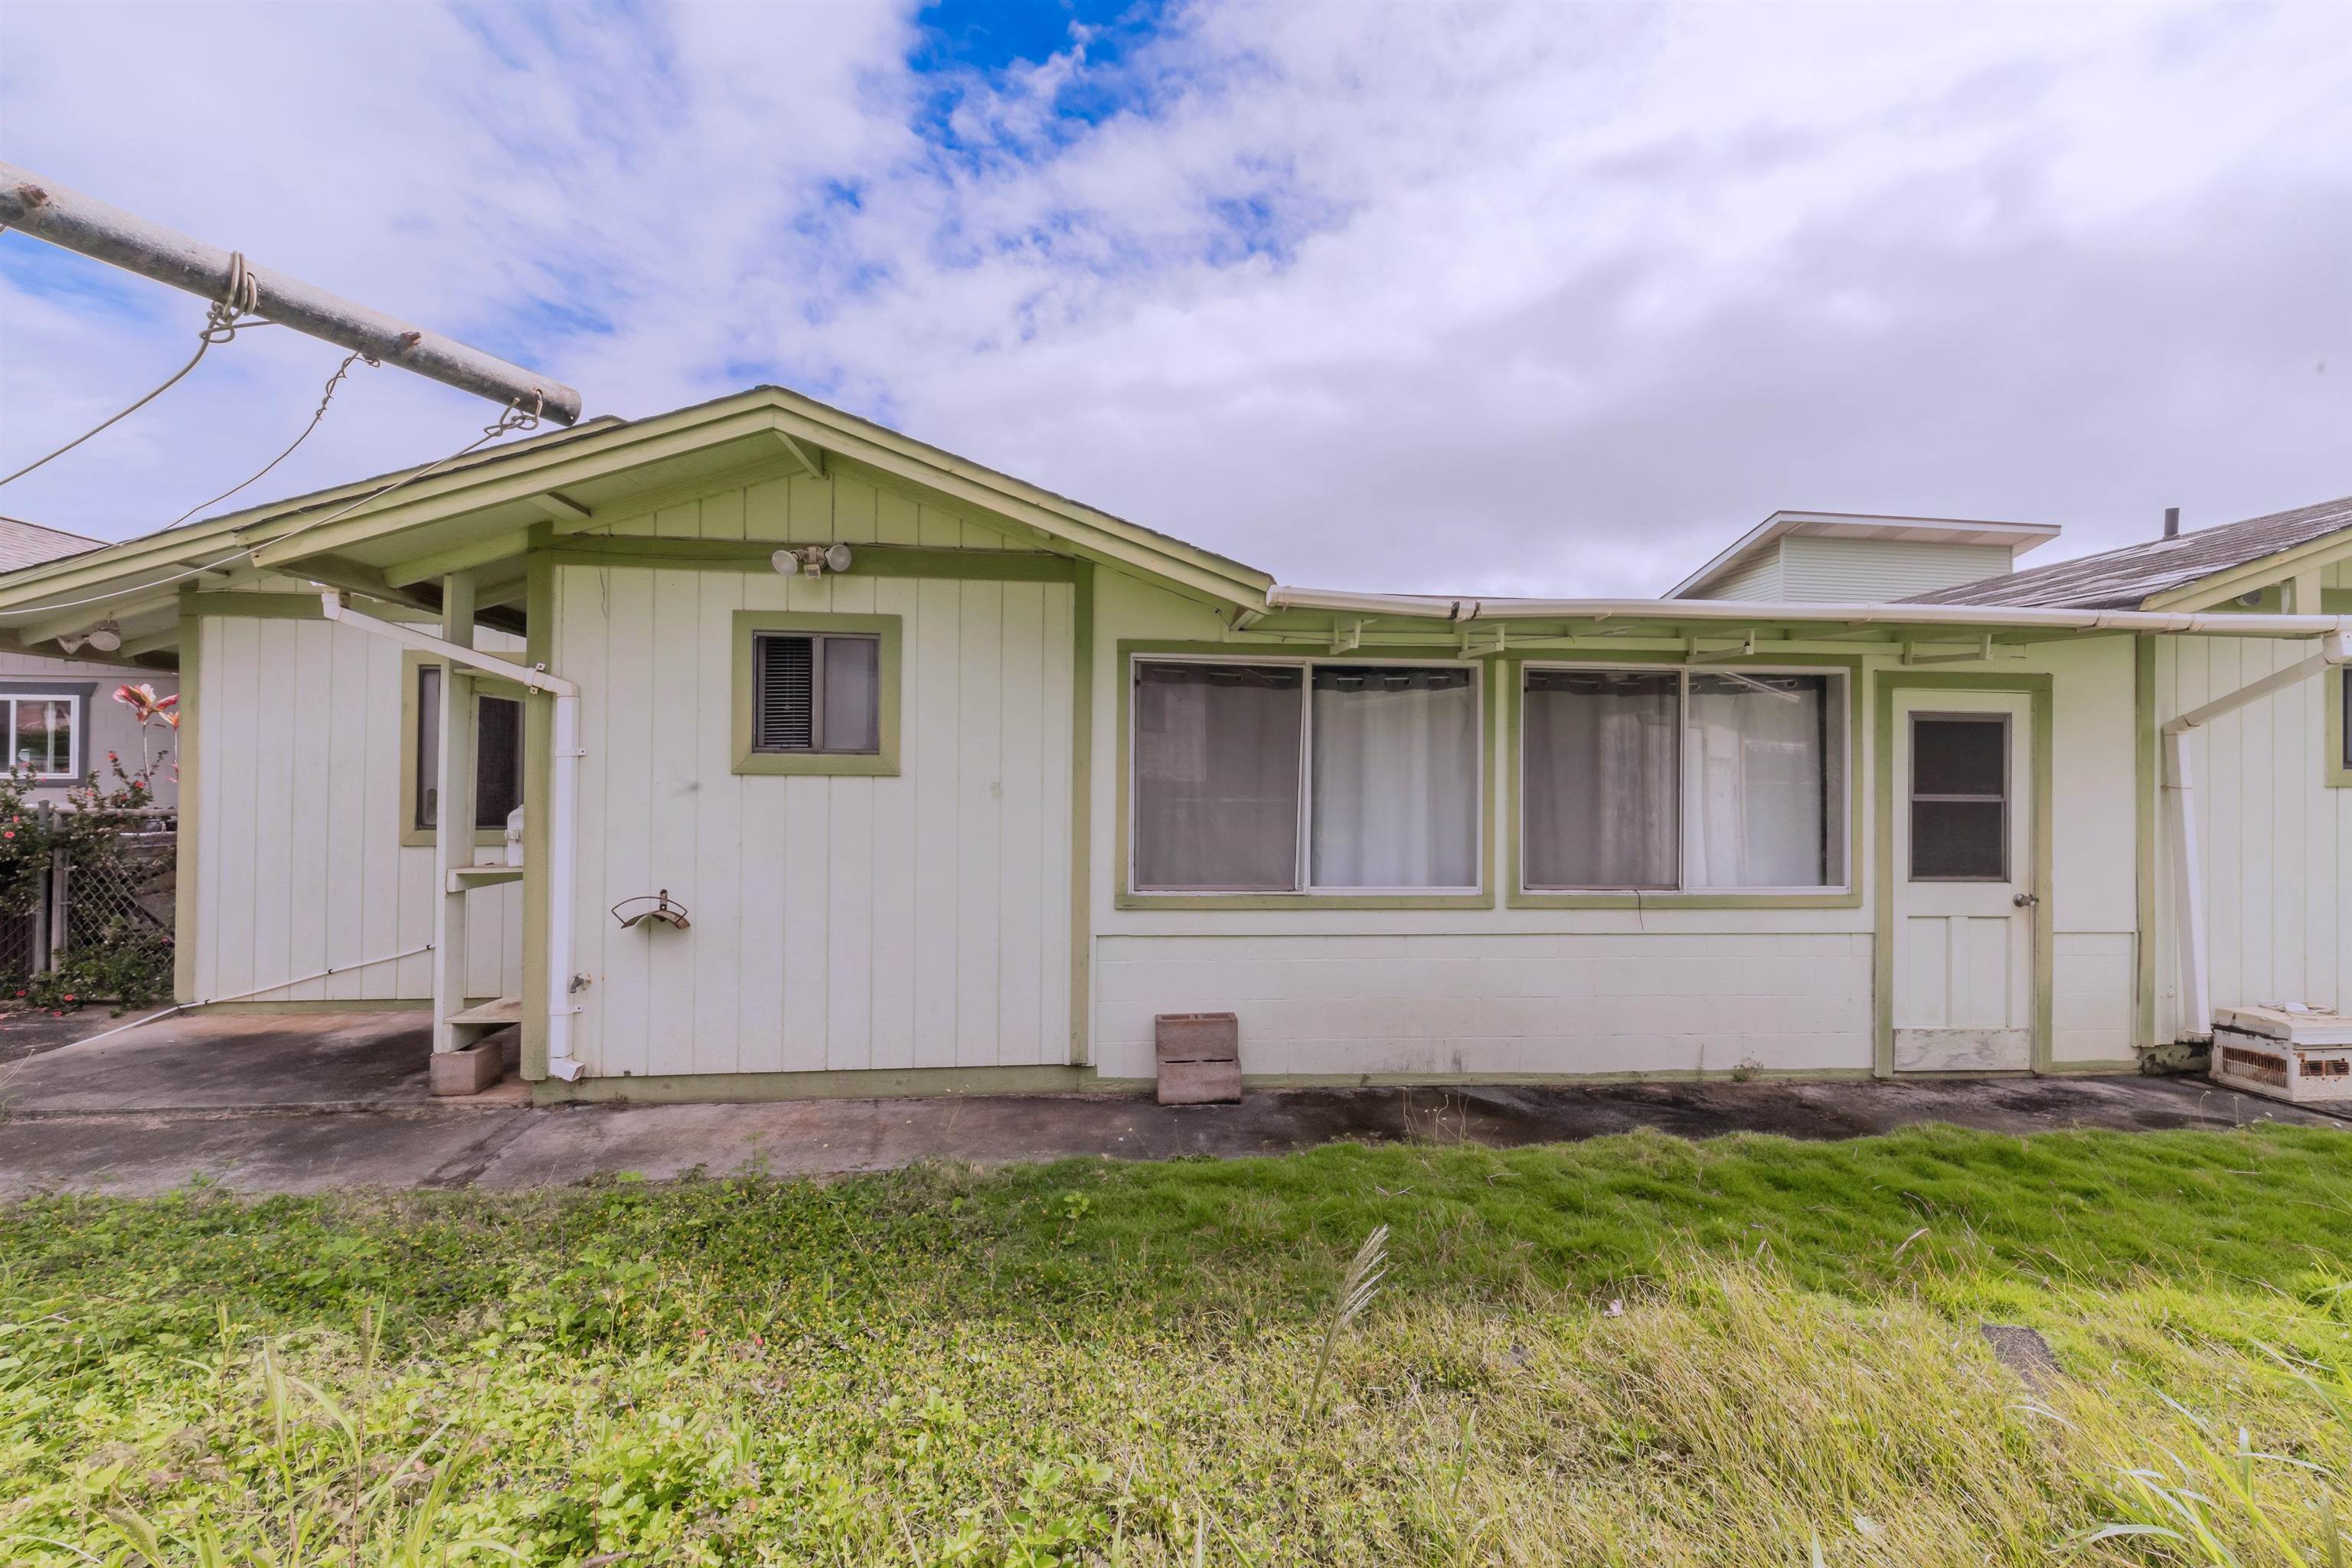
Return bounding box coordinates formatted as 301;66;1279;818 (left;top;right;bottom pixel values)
544;690;583;1079
318;592;586;1082
2158;626;2352;1040
2162;730;2209;1037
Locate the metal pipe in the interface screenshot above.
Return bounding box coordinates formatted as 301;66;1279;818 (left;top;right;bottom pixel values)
46;942;436;1052
544;691;583;1080
318;593;578;695
2154;627;2349;1042
318;590;585;1081
0;162;583;426
1262;584;2351;639
2163;731;2210;1039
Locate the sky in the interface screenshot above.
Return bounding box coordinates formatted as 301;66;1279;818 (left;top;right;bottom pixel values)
2;0;2347;596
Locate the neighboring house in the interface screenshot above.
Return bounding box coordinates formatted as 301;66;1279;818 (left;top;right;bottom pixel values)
0;518;180;804
0;386;2337;1099
1909;496;2352;1047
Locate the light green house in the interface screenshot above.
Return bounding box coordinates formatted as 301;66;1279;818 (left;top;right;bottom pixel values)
0;387;2342;1098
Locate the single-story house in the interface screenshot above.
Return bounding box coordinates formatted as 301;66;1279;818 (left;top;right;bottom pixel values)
0;518;180;804
0;386;2338;1099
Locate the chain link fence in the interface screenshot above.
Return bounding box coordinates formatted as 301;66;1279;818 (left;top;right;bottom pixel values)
0;807;176;1000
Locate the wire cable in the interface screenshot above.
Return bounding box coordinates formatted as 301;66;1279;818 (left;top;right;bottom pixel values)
155;348;376;532
0;394;544;623
0;250;268;491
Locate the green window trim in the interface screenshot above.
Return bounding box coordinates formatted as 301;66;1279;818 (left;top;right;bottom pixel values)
397;651;523;849
1504;652;1867;910
1112;641;1498;910
730;609;903;776
2328;665;2352;789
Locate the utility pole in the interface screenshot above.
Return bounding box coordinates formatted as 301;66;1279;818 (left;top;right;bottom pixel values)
0;162;583;426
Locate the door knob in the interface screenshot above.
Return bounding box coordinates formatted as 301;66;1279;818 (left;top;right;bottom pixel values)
2012;892;2040;907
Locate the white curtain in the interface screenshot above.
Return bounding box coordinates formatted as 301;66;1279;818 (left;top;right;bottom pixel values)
1521;670;1678;888
1132;663;1303;890
1684;672;1841;887
1309;668;1479;888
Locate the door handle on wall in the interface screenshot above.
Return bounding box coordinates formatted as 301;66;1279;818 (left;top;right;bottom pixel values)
2012;892;2040;908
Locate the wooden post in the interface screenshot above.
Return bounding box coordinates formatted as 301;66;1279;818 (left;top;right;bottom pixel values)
431;574;478;1054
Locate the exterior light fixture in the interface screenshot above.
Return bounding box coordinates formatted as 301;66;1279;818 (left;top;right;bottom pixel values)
87;620;122;652
773;544;854;578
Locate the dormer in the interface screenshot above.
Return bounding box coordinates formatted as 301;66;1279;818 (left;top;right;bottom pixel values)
1667;511;2062;603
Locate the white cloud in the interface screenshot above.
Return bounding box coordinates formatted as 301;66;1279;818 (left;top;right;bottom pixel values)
2;1;2347;596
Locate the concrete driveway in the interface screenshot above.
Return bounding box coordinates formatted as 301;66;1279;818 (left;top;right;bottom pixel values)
0;1010;2339;1197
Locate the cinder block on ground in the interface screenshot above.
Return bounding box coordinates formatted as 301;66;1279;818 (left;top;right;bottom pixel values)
1156;1011;1241;1105
430;1040;505;1097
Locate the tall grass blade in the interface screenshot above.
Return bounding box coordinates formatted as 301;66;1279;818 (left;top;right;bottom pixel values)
1302;1224;1387;1423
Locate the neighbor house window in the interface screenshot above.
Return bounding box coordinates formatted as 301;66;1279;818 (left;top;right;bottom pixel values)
751;632;881;755
1129;658;1481;893
414;664;522;832
5;694;79;780
1521;665;1847;892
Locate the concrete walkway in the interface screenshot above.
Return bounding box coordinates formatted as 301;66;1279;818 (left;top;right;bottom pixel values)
0;1011;2338;1196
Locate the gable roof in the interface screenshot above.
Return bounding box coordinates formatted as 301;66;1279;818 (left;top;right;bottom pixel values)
1667;510;2059;599
0;387;1275;662
0;516;105;572
1907;494;2352;609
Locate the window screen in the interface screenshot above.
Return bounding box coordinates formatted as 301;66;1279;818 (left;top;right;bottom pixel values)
1522;669;1679;889
8;697;75;779
1909;714;2007;880
415;665;523;831
1132;662;1303;891
752;632;880;754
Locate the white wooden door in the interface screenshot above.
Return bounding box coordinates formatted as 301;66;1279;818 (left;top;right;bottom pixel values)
1892;692;2034;1072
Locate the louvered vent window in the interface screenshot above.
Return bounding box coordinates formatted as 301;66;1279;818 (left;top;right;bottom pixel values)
753;632;880;753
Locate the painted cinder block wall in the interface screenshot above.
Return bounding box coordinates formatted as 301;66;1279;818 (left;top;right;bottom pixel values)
1084;570;2144;1083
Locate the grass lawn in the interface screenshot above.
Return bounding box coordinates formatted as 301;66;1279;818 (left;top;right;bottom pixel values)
4;1122;2350;1565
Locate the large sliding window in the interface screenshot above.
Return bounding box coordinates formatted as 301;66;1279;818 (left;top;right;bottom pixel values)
1131;658;1481;894
1521;665;1847;893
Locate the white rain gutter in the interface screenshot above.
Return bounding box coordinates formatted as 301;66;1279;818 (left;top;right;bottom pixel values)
2158;625;2352;1039
1263;585;2352;639
318;593;588;1082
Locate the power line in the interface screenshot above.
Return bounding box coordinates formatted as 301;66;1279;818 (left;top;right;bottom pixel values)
0;250;267;490
0;397;544;625
155;347;375;533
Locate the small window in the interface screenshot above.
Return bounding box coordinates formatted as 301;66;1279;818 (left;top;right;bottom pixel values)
414;664;523;832
1129;658;1483;895
1909;714;2007;880
752;632;882;754
5;694;79;780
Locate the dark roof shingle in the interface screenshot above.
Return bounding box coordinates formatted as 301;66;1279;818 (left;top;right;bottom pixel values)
1905;494;2352;609
0;517;105;573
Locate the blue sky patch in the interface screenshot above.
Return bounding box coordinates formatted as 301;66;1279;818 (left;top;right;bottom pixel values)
0;240;169;325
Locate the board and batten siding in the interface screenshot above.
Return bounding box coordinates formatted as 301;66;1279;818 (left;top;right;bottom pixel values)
2154;606;2351;1040
184;613;521;1005
552;466;1074;1079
